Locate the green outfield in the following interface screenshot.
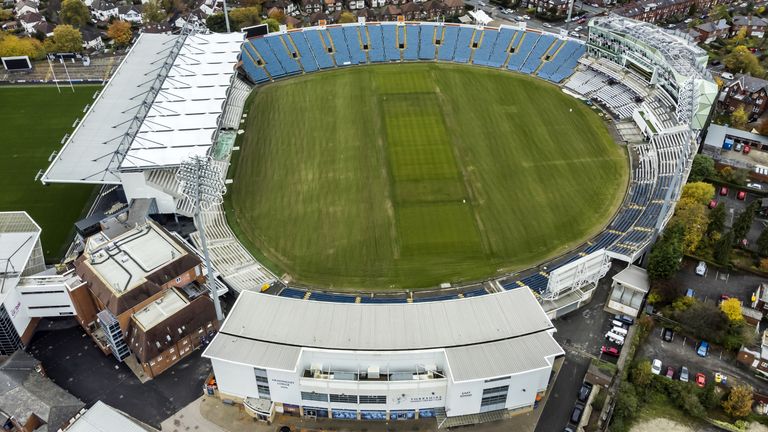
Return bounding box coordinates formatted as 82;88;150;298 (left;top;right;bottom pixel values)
0;86;99;261
229;63;628;289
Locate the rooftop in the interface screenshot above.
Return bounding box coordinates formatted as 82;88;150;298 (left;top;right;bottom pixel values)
132;288;188;330
703;124;768;149
0;212;43;298
83;221;188;294
612;265;650;292
63;400;156;432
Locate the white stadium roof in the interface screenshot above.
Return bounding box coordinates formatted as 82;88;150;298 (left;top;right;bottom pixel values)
203;289;564;381
42;31;242;184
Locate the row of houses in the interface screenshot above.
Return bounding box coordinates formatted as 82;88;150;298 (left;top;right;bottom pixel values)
263;0;463;19
692;14;768;42
614;0;722;23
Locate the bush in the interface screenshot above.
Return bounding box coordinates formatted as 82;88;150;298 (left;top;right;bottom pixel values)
723;385;754;418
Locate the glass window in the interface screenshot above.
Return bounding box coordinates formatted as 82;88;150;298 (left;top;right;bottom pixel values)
330;394;358;404
359;395;386;404
301;392;329;402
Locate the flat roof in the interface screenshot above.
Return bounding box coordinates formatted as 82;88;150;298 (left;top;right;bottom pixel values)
64;401;155;432
704;124;768;148
214;288;554;351
132;288;188;330
612;265;650;292
83;222;187;294
0;212;42;298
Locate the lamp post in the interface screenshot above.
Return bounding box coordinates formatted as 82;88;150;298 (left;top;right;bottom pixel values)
177;155;226;322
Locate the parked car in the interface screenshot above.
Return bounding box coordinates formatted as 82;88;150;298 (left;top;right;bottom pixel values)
722;72;735;80
543;22;553;28
737;190;746;200
577;17;586;24
570;31;581;37
601;345;620;357
665;366;675;379
744;145;751;154
652;359;662;375
695;261;707;276
574;25;583;31
695;372;706;388
614;315;634;326
720;186;729;196
697;341;709;357
570;403;584;424
578;383;593;402
523;14;531;19
686;288;695;297
708;199;718;209
718;294;730;305
680;366;689;382
662;328;674;342
747;182;763;190
715;372;728;384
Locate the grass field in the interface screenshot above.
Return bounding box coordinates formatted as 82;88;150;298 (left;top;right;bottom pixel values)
0;86;99;262
229;63;628;289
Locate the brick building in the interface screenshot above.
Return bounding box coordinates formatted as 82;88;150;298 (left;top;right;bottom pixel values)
719;73;768;119
615;0;721;23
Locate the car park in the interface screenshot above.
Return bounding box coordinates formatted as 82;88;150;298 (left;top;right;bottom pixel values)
697;341;709;357
601;345;620;357
662;328;674;342
578;383;593;402
695;261;707;276
720;186;729;196
666;366;675;379
570;403;584;424
652;359;662;375
680;366;689;382
737;190;746;200
695;373;706;387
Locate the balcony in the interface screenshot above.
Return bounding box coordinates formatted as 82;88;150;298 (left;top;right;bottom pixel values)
302;368;445;382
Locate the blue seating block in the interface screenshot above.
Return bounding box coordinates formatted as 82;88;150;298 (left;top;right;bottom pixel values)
288;33;318;72
507;32;538;71
264;36;301;74
343;26;367;64
328;27;353;65
240;50;269;83
403;24;420;60
487;28;515;68
367;25;386;62
437;26;459;61
472;29;498;66
249;38;286;78
310;291;358;303
419;24;436;60
453;26;474;63
303;29;334;69
382;24;400;61
279;287;306;299
519;34;554;74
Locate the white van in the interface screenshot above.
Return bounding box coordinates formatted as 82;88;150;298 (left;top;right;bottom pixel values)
611;326;628;336
722;72;735;80
612;319;627;329
605;331;625;345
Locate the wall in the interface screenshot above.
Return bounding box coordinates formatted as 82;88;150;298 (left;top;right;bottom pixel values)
443;367;551;417
120;172;176;214
2;287;32;341
17;281;76;318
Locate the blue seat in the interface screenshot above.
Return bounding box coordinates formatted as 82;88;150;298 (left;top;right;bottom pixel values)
413;294;459;302
264;36;301;75
507;32;538;71
418;24;436;60
328;27;353;65
343;26;367;64
462;288;488;298
304;29;334;69
240;49;270;83
279;287;306;299
310;292;358;303
287;33;318;72
537;39;576;81
521;273;549;293
437;26;459;61
550;43;586;82
366;25;386;62
487;28;515;68
359;296;407;303
382;24;400;61
403;24;420;60
472;29;498;66
249;38;286;78
520;34;554;74
453;26;474;63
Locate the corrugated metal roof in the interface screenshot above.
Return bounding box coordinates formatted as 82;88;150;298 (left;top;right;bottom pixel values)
203;333;301;372
703;124;768;149
612;265;649;292
217;289;554;351
445;331;563;382
65;401;156;432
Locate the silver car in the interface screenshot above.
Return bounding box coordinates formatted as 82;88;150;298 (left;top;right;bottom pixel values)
680;366;689;382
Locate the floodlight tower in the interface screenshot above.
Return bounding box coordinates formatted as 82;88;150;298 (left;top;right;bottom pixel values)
177;155;226;322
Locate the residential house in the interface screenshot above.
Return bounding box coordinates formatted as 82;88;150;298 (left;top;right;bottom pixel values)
442;0;463;16
732;15;768;38
81;27;104;50
737;331;768;378
399;1;420;20
309;9;328;23
197;0;215;16
91;0;119;21
118;4;143;23
367;0;385;7
379;3;401;20
14;0;38;16
18;11;44;33
324;0;342;12
421;0;445;19
265;0;298;15
62;401;158;432
720;73;768;119
355;6;375;19
302;0;323;13
348;0;365;10
520;0;568;16
33;20;55;36
615;0;722;23
691;18;729;43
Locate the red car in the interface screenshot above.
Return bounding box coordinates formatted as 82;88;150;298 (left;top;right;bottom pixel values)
744;145;751;154
709;199;718;209
720;186;729;196
601;345;620;357
695;373;706;388
737;190;746;200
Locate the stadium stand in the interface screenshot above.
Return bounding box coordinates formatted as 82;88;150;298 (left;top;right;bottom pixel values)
507;32;538;71
366;25;386;62
382;24;400;61
453;26;474;63
419;24;436;60
472;29;498;66
304;29;335;69
343;26;367;64
437;26;459;61
288;33;319;72
404;24;420;60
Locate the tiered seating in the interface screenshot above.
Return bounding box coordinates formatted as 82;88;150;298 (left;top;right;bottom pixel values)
304;29;334;69
419;24;436;60
507;32;538;71
520;34;555;74
249;38;286;78
471;29;498;66
487;28;516;68
404;24;420;60
437;26;459;61
413;294;460;302
288;33;319;72
462;288;489;298
264;37;301;75
382;24;400;61
359;296;407;303
366;25;386;62
239;48;269;83
453;26;474;63
328;27;353;65
549;43;586;83
220;77;250;128
537;39;578;81
310;291;358;303
279;287;306;299
343;26;367;64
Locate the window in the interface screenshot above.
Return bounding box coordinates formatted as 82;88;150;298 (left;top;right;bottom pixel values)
359;395;386;404
301;392;329;402
257;384;271;399
330;394;358;404
480;394;507;407
483;385;510;395
255;375;268;384
175;277;182;283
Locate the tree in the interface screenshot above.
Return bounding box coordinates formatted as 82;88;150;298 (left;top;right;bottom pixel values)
731;105;750;129
672;197;709;253
757;225;768;256
107;20;132;48
0;33;46;59
44;25;83;53
719;166;750;185
732;200;759;243
630;360;653;387
614;382;639;420
715;230;734;265
690;154;716;182
264;18;280;32
0;9;12;21
648;223;685;280
230;7;262;30
708;202;727;235
339;11;356;23
681;181;715;205
206;13;227;32
722;384;754;418
674;299;728;341
712;4;731;21
724;45;764;77
143;0;167;24
721;298;744;322
59;0;90;28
